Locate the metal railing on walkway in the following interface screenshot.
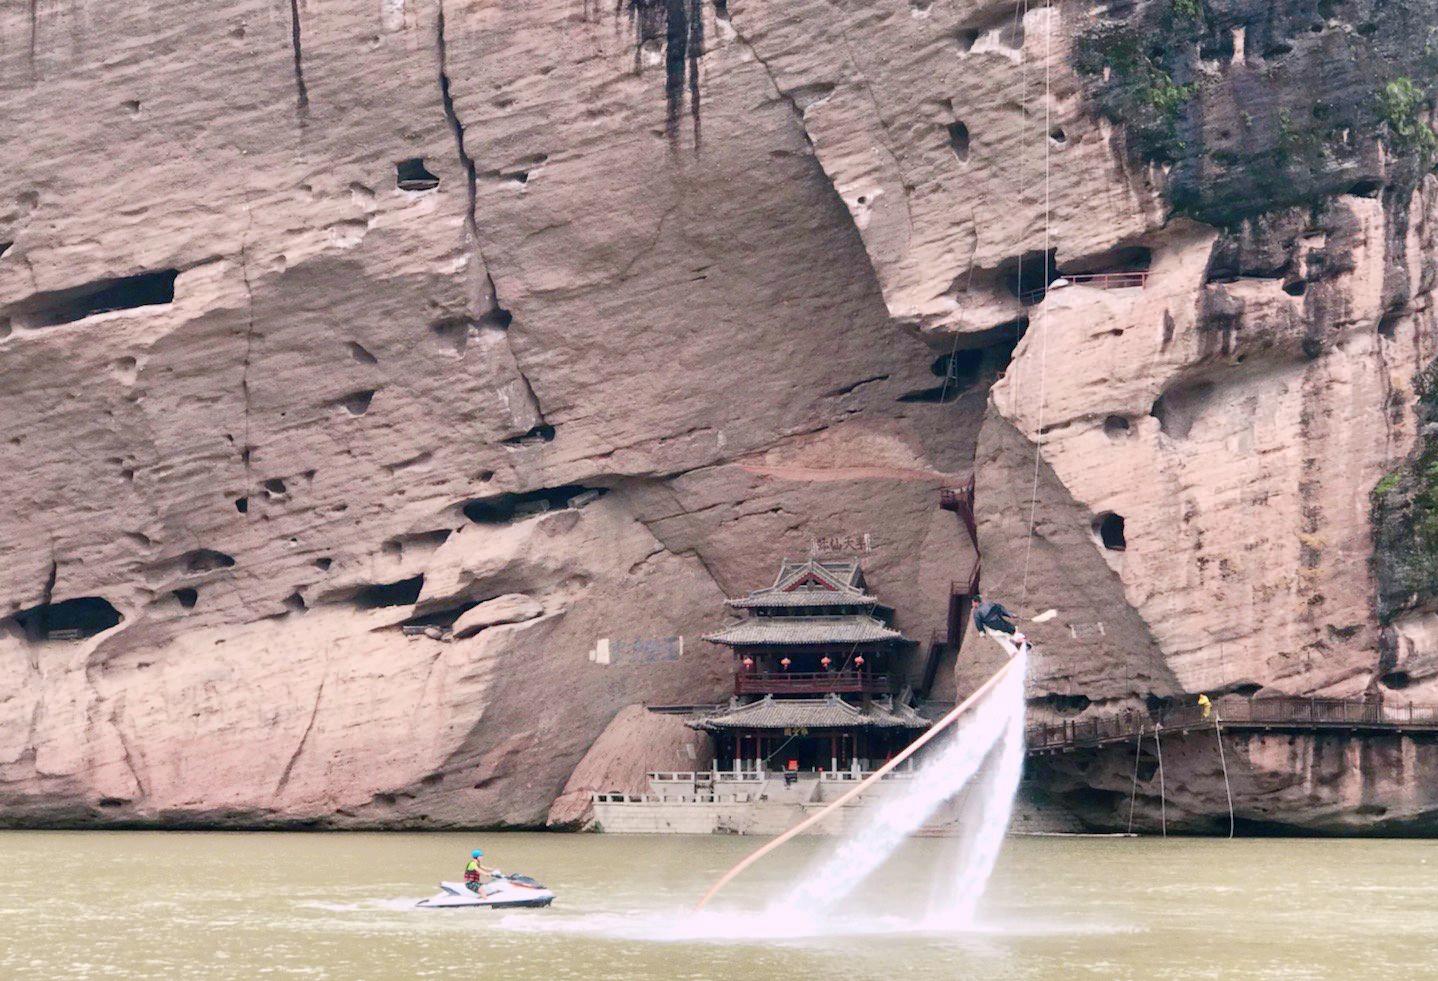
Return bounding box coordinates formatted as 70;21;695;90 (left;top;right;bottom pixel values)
1026;694;1438;755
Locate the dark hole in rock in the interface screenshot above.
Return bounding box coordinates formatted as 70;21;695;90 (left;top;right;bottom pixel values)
1356;803;1388;816
1038;692;1091;716
0;242;11;259
400;601;479;629
185;549;236;573
462;485;604;524
234;497;249;514
1094;512;1126;551
347;341;378;364
1378;309;1403;338
910;0;932;14
430;317;471;354
1060;245;1152;277
173;588;198;609
955;28;979;51
1135;752;1160;782
1263;41;1293;57
421;773;444;786
1301;336;1324;360
97;797;128;808
341;389;376;415
1145;693;1175;717
284;592;307;611
897;385;961;404
263;478;287;496
353;574;425;609
1151;381;1215;439
1380;670;1413;690
1049;127;1067;145
123;99;141;114
501;423;556;447
396;158;440;191
947;120;970;162
713;0;729;22
13;596;123;641
1283;280;1308;297
1348;178;1382;198
1000;249;1060;304
1103;415;1131;437
1062;786;1125;811
314;557;333;571
13;270;178;328
480;305;514;330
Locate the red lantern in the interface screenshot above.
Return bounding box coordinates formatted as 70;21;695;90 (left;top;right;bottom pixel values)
820;656;832;670
854;655;865;668
780;657;792;670
741;656;754;670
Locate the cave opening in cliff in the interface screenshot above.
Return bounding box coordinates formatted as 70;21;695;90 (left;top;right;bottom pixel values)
1151;380;1214;439
947;119;970;162
12;269;178;328
340;389;376;415
1000;250;1060;305
462;485;605;524
1060;245;1152;278
1103;415;1131;437
1037;692;1092;716
353;575;425;609
400;601;479;630
173;588;198;609
501;423;557;447
1094;512;1126;551
184;549;236;573
13;596;123;641
395;158;440;191
1381;670;1413;690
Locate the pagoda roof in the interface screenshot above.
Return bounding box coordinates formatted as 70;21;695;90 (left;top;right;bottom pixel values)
703;615;906;646
726;590;881;610
689;694;930;731
724;558;883;611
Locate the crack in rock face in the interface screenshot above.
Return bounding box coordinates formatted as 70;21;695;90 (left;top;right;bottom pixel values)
2;0;1437;837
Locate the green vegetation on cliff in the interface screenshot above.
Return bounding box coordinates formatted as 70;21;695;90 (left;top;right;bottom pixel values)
1372;362;1438;622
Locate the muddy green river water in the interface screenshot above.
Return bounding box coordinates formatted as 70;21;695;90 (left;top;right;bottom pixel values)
2;831;1435;979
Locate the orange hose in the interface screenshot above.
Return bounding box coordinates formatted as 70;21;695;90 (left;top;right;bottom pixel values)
694;650;1023;910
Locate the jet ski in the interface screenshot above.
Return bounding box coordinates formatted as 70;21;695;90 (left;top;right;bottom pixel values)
416;873;555;909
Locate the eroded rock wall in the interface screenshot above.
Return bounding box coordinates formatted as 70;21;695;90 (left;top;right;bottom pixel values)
3;0;1437;830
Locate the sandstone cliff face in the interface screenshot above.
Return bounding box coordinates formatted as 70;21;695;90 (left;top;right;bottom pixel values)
2;0;1436;829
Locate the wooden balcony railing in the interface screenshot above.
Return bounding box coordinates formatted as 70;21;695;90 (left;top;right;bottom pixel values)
735;671;893;696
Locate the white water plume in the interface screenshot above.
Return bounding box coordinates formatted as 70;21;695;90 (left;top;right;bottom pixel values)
770;651;1027;927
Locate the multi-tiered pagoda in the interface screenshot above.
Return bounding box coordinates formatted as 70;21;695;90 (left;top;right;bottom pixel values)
691;559;928;773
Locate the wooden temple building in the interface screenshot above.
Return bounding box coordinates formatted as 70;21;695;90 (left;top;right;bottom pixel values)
690;559;929;773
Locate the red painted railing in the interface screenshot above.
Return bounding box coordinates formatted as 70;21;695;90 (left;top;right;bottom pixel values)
735;671;893;696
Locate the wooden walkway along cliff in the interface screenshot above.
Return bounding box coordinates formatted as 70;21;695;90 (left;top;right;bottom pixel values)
1026;695;1438;756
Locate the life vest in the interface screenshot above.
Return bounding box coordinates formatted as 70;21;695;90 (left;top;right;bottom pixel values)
464;858;482;882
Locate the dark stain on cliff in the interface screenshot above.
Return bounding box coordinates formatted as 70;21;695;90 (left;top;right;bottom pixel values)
287;0;310;119
621;0;705;145
1073;0;1438;224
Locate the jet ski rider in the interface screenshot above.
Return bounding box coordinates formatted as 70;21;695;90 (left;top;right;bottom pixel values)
464;849;498;893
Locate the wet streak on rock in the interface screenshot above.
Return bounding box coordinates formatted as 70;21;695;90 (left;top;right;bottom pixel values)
288;0;310;118
622;0;705;144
